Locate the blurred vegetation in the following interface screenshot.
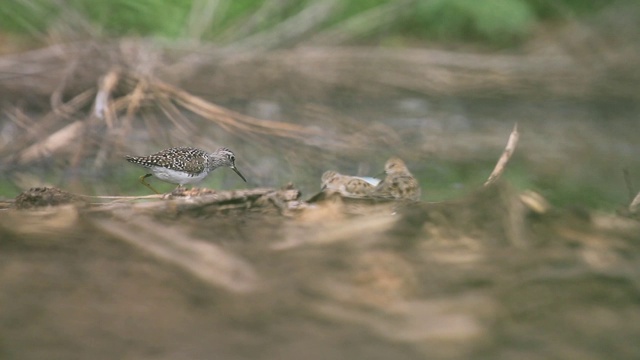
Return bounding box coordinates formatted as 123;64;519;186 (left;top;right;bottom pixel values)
418;161;622;211
0;0;619;46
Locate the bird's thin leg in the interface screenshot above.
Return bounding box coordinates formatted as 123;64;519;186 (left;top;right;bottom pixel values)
139;174;161;194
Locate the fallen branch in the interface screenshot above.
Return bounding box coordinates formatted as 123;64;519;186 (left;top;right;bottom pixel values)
17;120;86;164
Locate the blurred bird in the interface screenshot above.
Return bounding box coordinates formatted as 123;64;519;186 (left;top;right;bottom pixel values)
321;170;376;198
371;157;421;201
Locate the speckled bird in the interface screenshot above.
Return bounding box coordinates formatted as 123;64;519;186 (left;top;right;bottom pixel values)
321;170;376;198
371;157;421;201
125;146;246;194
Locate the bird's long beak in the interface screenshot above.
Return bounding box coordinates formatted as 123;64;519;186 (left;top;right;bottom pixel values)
231;165;247;182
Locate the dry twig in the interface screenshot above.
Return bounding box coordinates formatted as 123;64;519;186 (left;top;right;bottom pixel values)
484;124;519;187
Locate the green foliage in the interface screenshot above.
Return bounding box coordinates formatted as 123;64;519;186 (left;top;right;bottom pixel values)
417;160;496;201
534;174;622;211
0;0;59;34
328;0;389;23
67;0;191;37
0;180;22;199
407;0;535;45
204;0;266;35
528;0;614;19
0;0;617;45
418;160;621;211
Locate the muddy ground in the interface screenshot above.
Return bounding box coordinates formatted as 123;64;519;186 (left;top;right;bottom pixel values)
1;182;639;360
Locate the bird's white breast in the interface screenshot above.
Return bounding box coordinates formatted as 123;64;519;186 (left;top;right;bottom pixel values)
151;166;208;185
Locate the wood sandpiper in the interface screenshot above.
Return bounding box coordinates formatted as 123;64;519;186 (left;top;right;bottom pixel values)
125;146;247;194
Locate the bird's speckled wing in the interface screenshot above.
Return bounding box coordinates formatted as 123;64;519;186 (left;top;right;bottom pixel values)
125;147;208;175
372;174;421;201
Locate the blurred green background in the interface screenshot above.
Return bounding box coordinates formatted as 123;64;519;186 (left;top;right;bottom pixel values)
0;0;614;45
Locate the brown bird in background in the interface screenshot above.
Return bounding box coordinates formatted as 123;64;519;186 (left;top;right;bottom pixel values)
321;170;376;198
371;157;421;201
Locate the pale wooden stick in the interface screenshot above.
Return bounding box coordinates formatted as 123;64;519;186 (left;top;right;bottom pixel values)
94;69;120;127
484;123;519;186
629;192;640;214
